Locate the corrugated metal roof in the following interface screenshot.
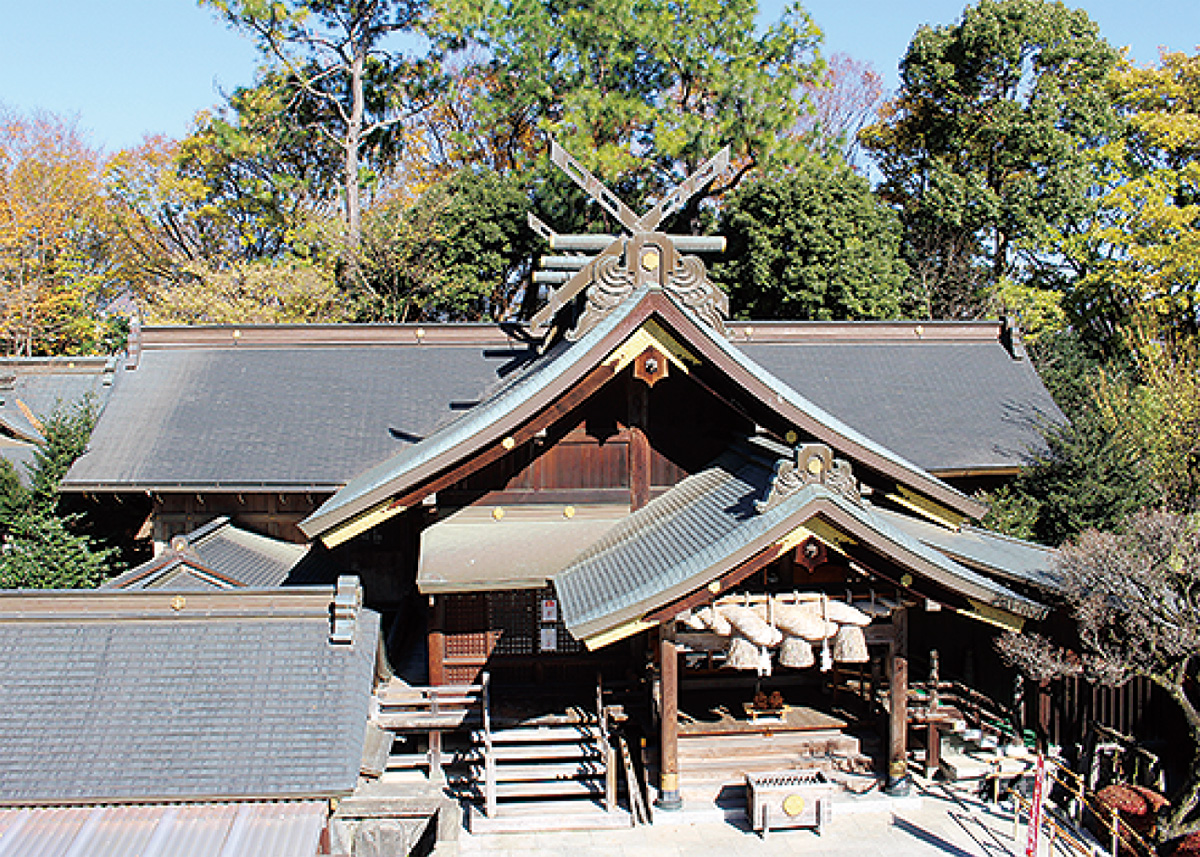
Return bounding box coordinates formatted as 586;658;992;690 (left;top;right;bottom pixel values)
0;801;325;857
554;442;1047;642
418;504;627;592
0;590;378;804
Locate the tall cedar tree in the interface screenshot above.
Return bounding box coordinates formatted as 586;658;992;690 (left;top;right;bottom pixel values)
0;399;116;589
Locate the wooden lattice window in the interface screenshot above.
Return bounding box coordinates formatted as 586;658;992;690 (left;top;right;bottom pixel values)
488;590;536;655
444;593;497;658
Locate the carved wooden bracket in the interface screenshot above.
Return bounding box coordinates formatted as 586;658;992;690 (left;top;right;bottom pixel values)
756;443;862;513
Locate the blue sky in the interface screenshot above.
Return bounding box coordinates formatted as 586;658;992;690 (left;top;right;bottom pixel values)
2;1;1197;152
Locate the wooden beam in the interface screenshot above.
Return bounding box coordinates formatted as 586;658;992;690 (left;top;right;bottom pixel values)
887;654;909;794
628;378;651;511
428;596;446;687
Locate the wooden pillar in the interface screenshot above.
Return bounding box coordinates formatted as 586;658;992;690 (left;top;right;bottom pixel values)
656;631;683;810
428;595;445;686
886;653;910;795
427;595;446;782
628;379;651;512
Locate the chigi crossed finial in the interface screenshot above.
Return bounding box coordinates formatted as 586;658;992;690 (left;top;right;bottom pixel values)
527;141;731;340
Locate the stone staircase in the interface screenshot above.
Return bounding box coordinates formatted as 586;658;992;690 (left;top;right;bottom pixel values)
936;727;1035;782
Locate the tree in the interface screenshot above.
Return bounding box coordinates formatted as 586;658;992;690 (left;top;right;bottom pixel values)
0;398;116;589
201;0;438;243
436;0;823;217
0;109;122;356
997;509;1200;842
355;168;536;321
1059;50;1200;343
860;0;1119;317
986;325;1200;546
712;158;908;320
795;52;886;168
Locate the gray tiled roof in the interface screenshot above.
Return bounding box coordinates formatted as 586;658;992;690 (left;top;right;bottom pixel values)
744;340;1062;472
66;341;536;490
0;357;115;484
0;588;378;804
105;517;331;590
554;441;1048;642
873;507;1062;592
64;311;1060;496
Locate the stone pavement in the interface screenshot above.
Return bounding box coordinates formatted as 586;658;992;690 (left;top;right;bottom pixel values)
457;780;1080;857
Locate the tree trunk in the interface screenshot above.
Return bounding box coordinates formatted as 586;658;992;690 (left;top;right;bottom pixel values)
1155;682;1200;842
344;46;366;247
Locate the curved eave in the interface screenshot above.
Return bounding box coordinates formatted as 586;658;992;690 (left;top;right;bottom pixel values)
301;290;985;540
558;484;1045;646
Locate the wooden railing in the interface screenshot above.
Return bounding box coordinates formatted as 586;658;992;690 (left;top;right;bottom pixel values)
1004;757;1157;857
374;672;490;780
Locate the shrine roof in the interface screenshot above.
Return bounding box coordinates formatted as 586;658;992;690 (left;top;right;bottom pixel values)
0;585;377;805
299;290;985;541
104;516;335;590
62;311;1060;500
553;439;1049;646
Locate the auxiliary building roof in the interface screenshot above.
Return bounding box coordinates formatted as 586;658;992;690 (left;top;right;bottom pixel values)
0;586;378;805
104;516;336;590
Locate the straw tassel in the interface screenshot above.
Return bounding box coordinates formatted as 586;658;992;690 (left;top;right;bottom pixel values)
832;624;869;663
726;634;760;670
779;635;815;668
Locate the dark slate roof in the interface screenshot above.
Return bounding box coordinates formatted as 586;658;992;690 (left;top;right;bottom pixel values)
0;587;378;805
65;326;537;491
104;516;333;590
741;325;1063;473
0;357;116;484
554;440;1048;642
302;291;984;538
64;313;1060;496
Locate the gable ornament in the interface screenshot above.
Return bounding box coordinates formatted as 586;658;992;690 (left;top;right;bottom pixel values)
528;141;730;341
756;443;862;513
